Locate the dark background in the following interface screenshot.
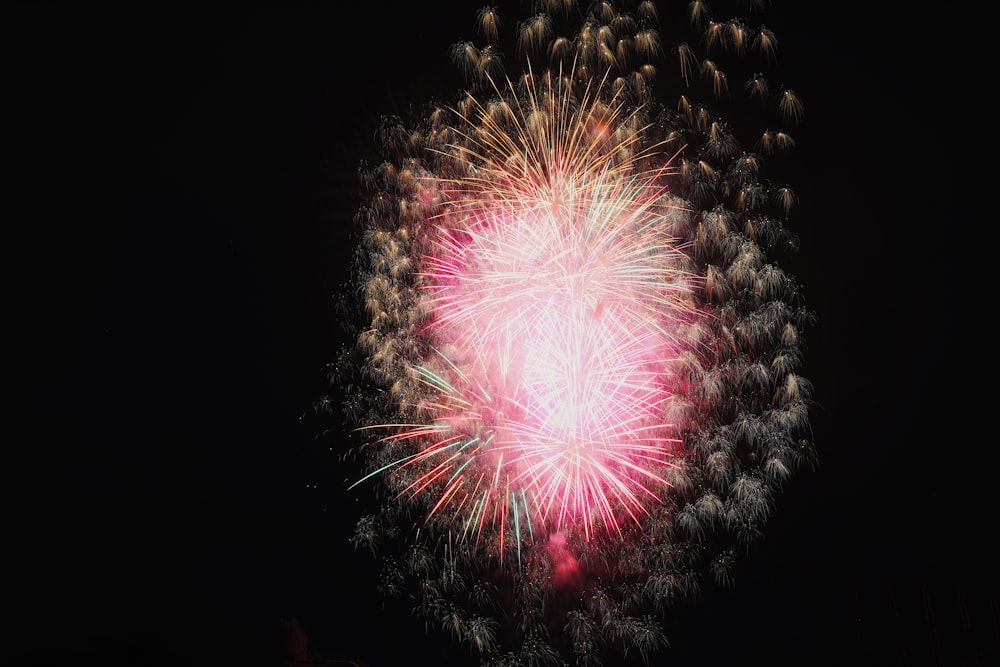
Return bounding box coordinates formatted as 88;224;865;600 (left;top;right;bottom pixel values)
8;2;979;666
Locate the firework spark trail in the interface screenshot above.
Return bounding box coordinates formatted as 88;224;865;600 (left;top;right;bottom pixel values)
340;1;816;663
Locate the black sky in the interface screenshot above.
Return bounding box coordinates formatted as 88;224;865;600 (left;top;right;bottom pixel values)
7;2;979;666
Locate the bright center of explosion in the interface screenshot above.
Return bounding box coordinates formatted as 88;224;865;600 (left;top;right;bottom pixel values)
398;89;702;539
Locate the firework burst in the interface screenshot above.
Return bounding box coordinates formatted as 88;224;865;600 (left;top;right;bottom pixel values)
337;1;816;663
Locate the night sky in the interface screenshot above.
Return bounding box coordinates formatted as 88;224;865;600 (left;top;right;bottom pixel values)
8;2;980;666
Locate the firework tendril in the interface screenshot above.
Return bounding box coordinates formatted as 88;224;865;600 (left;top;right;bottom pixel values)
337;1;816;663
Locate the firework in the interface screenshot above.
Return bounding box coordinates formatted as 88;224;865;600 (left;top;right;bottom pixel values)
338;1;816;664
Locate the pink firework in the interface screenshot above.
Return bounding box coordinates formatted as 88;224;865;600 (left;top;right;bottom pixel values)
342;1;816;662
365;79;706;540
